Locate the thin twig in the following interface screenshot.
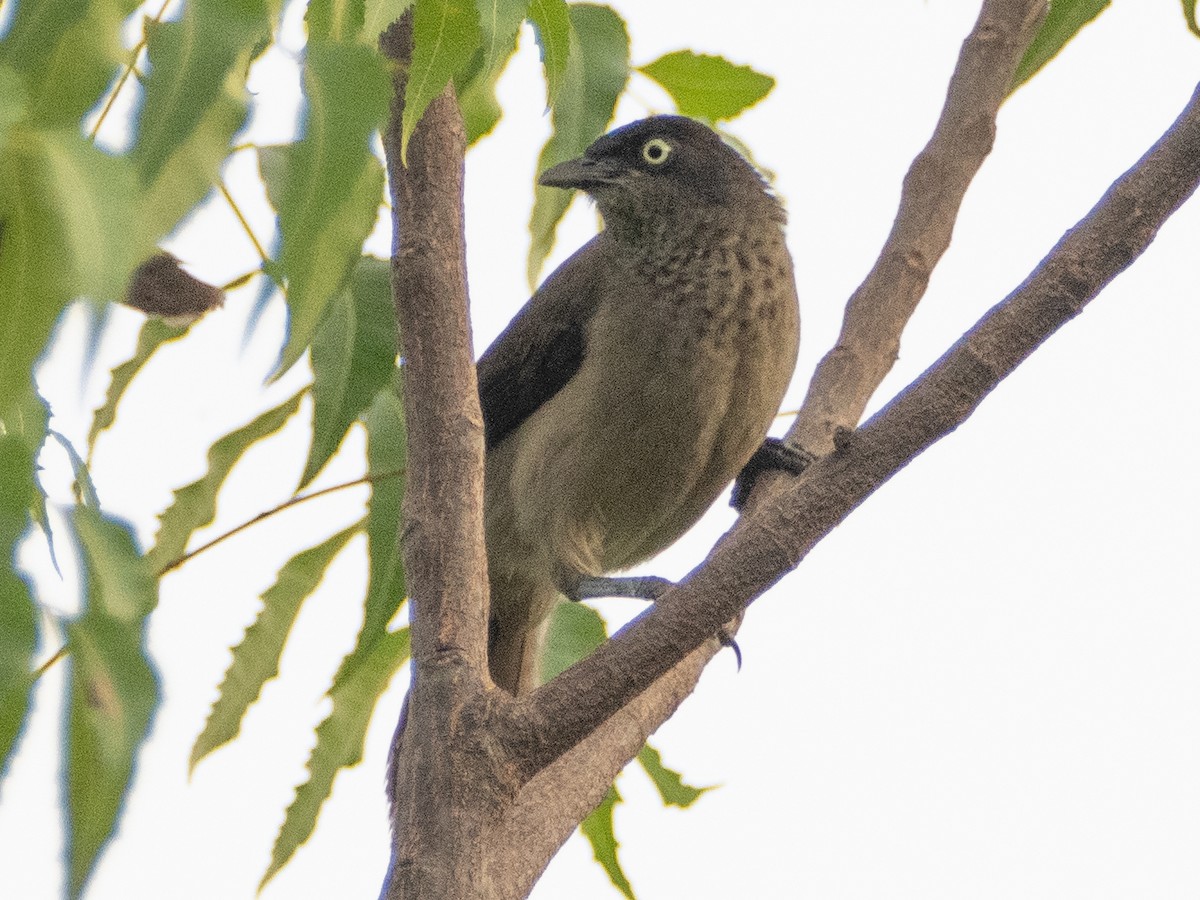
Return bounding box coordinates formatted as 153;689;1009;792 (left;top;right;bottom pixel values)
88;0;173;142
156;467;406;576
220;180;272;265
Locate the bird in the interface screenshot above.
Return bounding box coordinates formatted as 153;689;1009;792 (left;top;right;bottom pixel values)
478;115;801;695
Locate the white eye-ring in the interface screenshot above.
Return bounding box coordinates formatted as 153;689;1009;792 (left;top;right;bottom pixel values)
641;137;672;165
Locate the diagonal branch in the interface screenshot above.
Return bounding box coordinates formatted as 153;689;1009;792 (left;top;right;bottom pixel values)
791;0;1046;455
516;78;1200;777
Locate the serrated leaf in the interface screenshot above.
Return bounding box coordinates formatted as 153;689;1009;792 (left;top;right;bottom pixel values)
636;743;712;809
637;50;774;123
581;785;635;900
146;389;305;572
307;0;367;43
401;0;481;160
539;599;606;684
268;42;390;375
133;0;268;184
456;0;527;142
362;0;414;43
262;625;410;888
527;0;570;107
474;0;527;75
1010;0;1111;94
191;523;361;770
0;436;39;779
361;382;407;639
0;0;129;128
527;3;628;285
1186;0;1200;39
0;126;144;415
302;256;396;488
65;504;159;900
87;317;190;456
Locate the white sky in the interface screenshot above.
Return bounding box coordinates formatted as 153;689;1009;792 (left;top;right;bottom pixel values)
3;1;1200;898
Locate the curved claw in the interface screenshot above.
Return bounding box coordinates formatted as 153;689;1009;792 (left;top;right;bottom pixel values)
717;628;743;671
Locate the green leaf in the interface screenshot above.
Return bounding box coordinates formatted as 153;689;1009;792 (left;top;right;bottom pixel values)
362;0;415;43
133;0;269;184
401;0;481;160
0;0;129;128
361;382;407;640
307;0;367;43
140;84;248;242
637;50;774;123
580;785;635;900
191;523;361;770
87;318;191;456
456;0;528;143
0;64;28;148
539;599;606;684
65;504;159;899
474;0;527;76
0;436;39;779
145;389;305;572
527;0;570;108
636;743;712;808
526;3;629;285
0;126;144;415
303;256;397;488
267;41;390;375
1186;0;1200;39
1010;0;1111;94
262;625;410;888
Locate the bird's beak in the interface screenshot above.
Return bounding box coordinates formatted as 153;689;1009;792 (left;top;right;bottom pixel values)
539;156;623;190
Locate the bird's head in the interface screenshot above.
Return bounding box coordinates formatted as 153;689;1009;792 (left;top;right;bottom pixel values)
539;116;780;239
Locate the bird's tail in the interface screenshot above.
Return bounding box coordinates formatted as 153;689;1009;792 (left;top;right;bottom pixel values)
488;573;560;695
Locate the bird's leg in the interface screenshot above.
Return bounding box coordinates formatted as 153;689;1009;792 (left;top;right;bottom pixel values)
730;437;815;511
567;575;743;669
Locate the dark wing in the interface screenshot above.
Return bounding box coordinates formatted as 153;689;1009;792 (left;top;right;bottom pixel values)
478;236;607;450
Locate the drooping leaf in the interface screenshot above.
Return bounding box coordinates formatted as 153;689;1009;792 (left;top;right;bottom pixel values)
1186;0;1200;39
146;389;305;572
580;785;636;900
139;84;248;242
400;0;481;160
0;0;129;128
307;0;366;43
527;0;570;108
87;317;191;456
362;0;414;44
0;126;144;416
361;381;407;641
133;0;269;184
636;744;712;809
539;599;607;684
191;523;361;770
456;0;528;142
64;505;159;900
1010;0;1111;94
303;256;396;488
526;2;629;286
267;41;390;375
0;436;39;780
638;50;774;123
262;625;410;888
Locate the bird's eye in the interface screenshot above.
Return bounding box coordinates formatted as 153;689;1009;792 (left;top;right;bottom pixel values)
641;138;672;165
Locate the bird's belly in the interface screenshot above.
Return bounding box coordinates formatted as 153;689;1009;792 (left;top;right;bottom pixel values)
503;315;793;582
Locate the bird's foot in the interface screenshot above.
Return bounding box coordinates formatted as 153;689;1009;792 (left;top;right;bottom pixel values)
571;575;675;601
731;437;815;511
570;576;744;670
